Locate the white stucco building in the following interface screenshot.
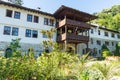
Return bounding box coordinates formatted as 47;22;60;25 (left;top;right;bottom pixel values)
0;0;119;57
77;24;120;56
0;1;56;56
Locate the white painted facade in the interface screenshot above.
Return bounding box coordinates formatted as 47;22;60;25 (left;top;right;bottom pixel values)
0;2;56;56
78;24;120;57
0;1;119;57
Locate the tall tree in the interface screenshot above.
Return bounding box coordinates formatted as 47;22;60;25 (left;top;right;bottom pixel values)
14;0;23;6
93;5;120;32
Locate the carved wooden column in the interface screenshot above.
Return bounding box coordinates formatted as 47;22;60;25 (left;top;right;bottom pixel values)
75;43;77;53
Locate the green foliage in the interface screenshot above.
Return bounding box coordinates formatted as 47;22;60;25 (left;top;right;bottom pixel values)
91;61;120;80
101;44;109;51
41;28;56;52
101;44;112;58
115;42;120;56
102;51;112;58
5;38;21;58
9;38;21;52
93;5;120;31
14;0;23;6
28;48;34;58
1;50;120;80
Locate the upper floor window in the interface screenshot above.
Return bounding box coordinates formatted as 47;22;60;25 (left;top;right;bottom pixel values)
104;32;109;37
3;26;11;35
98;30;100;35
105;41;109;46
112;42;114;46
14;11;21;19
49;19;54;26
44;18;48;25
12;27;19;36
34;16;39;23
27;14;32;22
91;38;93;44
111;33;115;38
43;34;48;38
32;30;38;38
117;34;120;39
25;29;31;37
91;29;93;34
6;9;12;17
96;40;101;45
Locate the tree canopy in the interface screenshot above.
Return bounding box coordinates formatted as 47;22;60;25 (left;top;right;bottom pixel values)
92;5;120;32
14;0;23;6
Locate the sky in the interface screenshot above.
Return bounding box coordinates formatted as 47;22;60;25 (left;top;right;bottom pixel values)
23;0;120;14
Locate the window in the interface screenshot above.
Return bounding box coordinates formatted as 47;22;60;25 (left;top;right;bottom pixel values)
104;32;109;37
49;19;54;26
91;38;93;44
27;14;32;22
96;40;101;45
43;34;47;38
32;30;38;38
111;33;115;38
105;41;109;46
44;18;48;25
112;42;114;46
25;29;31;37
3;26;11;35
91;29;93;34
98;30;100;35
12;27;19;36
14;11;20;19
117;34;120;39
34;16;39;23
6;9;12;17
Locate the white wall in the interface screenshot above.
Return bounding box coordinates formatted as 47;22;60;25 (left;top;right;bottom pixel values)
88;26;120;56
0;5;56;44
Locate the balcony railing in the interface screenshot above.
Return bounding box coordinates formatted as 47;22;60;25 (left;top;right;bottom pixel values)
58;18;90;28
57;33;89;43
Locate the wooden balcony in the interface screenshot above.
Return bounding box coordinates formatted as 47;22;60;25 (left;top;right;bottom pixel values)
59;18;90;29
57;33;89;43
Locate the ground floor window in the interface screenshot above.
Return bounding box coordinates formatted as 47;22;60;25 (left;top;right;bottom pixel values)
12;27;19;36
3;26;11;35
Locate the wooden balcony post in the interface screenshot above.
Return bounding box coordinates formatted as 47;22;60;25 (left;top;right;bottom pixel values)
60;28;62;34
88;30;90;37
86;42;89;53
65;26;67;33
75;43;77;53
64;40;67;51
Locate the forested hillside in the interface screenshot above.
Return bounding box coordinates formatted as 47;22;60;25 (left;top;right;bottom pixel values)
92;5;120;32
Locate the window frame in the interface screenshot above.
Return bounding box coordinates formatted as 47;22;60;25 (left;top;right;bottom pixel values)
96;40;101;45
91;29;94;34
44;18;48;25
105;41;109;46
117;34;120;39
43;34;48;38
98;30;100;35
6;9;13;17
49;19;54;26
3;26;11;35
32;30;38;38
14;11;21;19
104;31;109;37
34;16;39;23
27;14;33;22
25;29;31;37
12;27;19;36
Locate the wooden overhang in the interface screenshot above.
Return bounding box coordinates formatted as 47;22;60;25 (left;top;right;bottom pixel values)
54;5;97;22
0;1;54;17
